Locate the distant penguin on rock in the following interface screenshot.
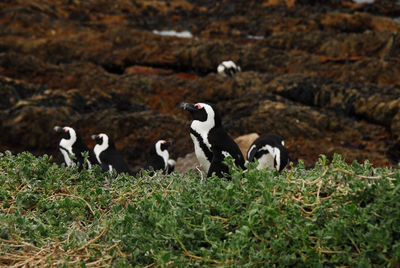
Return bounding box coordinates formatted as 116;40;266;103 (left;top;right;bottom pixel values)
217;60;241;77
91;133;131;175
181;102;245;178
144;140;175;174
54;126;98;169
247;133;289;172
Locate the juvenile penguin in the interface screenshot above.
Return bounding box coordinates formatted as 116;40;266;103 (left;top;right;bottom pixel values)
144;140;175;174
181;102;245;178
247;133;289;172
91;133;131;175
217;60;241;77
54;126;98;169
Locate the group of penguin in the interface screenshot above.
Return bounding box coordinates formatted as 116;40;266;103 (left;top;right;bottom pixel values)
54;126;175;175
55;100;289;179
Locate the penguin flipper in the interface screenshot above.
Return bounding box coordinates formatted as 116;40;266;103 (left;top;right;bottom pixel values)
209;128;245;170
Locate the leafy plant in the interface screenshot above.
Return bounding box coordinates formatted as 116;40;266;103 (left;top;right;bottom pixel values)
0;151;399;266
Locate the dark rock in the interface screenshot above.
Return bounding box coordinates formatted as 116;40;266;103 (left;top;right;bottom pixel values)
0;0;400;169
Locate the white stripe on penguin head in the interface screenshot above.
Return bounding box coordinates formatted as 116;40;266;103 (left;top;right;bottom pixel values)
190;103;215;149
247;144;256;160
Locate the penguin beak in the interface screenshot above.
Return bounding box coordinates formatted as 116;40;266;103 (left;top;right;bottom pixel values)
54;126;63;133
180;102;196;112
161;140;173;151
165;141;173;148
91;134;97;140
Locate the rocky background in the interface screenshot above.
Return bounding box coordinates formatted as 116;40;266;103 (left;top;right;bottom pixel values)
1;0;400;172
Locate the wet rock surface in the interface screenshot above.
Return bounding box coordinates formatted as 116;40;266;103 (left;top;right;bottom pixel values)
1;0;400;171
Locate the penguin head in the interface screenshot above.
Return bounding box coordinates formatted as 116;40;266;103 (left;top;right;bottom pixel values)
152;140;172;155
181;102;222;129
54;126;77;146
91;133;115;152
160;140;173;151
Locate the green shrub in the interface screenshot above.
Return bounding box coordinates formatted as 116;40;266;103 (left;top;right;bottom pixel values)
0;151;399;266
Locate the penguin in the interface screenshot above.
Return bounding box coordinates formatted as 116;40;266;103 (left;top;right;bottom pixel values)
181;102;245;178
246;133;289;172
91;133;131;175
217;60;241;77
144;140;175;174
54;126;98;169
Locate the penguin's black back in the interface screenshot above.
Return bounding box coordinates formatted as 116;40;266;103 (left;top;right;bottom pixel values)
144;155;166;172
71;133;92;169
99;146;131;174
207;127;245;178
144;142;167;173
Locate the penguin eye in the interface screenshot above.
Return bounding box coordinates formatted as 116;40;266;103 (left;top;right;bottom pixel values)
194;104;203;109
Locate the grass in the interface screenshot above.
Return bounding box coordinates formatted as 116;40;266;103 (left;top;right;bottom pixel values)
0;151;399;267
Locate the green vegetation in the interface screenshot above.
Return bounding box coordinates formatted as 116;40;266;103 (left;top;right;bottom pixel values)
0;151;399;267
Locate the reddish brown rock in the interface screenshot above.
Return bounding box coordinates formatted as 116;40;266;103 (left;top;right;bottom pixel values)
1;0;400;170
235;133;260;160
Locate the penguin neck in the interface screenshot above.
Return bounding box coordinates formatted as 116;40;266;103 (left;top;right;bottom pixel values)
156;147;169;170
60;135;77;151
94;143;108;163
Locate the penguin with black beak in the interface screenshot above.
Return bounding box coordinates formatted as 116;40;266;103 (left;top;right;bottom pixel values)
181;102;245;178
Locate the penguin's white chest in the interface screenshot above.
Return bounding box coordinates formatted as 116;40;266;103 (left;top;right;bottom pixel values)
190;133;211;173
93;145;102;164
59;139;74;167
256;145;281;171
60;148;73;167
257;153;275;170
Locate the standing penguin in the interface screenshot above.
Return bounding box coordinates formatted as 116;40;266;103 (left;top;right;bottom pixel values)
247;133;289;172
91;133;131;175
144;140;175;174
217;60;241;77
181;102;245;178
54;126;98;169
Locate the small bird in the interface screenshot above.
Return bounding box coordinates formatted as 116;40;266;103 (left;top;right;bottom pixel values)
217;60;241;77
91;133;131;175
181;102;245;178
144;140;175;174
247;133;289;172
54;126;98;169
